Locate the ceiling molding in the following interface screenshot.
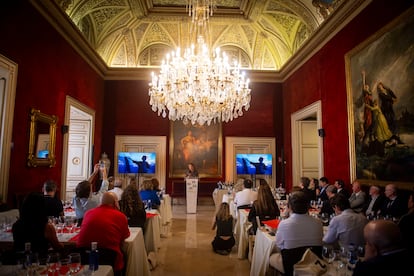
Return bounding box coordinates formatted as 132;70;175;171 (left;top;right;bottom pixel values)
279;0;372;81
29;0;369;84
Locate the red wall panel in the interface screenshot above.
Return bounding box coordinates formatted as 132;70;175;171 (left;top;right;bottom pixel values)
1;0;104;205
282;0;413;190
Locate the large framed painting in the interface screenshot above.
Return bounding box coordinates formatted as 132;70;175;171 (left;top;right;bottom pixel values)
345;7;414;188
169;121;222;178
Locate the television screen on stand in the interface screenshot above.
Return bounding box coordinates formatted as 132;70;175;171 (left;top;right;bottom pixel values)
235;153;272;175
118;152;156;174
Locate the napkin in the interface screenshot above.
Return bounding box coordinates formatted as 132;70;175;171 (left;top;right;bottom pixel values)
262;219;280;229
146;213;158;219
69;234;79;242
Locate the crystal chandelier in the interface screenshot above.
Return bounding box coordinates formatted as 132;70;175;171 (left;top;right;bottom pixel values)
148;0;251;126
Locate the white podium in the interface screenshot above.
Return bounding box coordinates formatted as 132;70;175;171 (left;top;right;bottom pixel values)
185;177;199;213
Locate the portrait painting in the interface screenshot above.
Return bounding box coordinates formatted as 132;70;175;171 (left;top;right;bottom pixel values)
170;121;222;178
346;8;414;186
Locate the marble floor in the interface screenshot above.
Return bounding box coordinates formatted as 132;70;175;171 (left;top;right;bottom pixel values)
151;203;251;276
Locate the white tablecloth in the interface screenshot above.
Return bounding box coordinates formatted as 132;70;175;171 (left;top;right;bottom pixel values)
0;209;19;220
212;189;229;211
234;209;251;259
123;227;151;276
0;264;114;276
145;210;161;253
250;229;277;276
159;194;172;237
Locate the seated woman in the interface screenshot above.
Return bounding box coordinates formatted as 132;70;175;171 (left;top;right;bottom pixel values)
119;183;146;229
139;179;161;209
211;202;235;255
72;163;109;226
248;183;280;235
12;192;64;258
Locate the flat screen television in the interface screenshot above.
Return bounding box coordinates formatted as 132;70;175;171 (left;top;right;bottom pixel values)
236;153;272;175
118;152;156;174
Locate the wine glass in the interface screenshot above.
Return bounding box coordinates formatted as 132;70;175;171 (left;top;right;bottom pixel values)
47;253;60;275
68;253;81;274
58;258;70;275
357;245;365;262
322;246;336;264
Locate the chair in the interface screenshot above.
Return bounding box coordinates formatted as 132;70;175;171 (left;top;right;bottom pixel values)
270;245;322;276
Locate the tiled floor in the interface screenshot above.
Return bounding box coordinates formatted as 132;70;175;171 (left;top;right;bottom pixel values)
151;203;251;276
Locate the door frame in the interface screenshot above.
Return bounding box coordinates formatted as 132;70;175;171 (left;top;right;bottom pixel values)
291;101;324;187
0;54;17;202
61;96;95;200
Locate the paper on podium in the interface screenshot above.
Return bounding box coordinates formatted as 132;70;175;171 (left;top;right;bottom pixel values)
186;177;198;213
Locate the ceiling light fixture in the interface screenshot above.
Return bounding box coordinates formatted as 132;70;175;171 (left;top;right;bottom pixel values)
148;0;251;126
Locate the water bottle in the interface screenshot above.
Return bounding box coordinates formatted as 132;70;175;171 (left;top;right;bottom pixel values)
24;242;32;269
89;241;99;271
347;243;358;271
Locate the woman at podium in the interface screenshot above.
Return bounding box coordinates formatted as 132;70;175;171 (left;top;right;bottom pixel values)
185;162;199;178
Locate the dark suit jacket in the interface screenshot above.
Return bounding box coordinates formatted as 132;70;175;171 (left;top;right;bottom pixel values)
364;194;386;216
380;196;408;218
353;248;411;276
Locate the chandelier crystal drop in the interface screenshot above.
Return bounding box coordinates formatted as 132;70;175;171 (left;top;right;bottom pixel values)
148;1;251;126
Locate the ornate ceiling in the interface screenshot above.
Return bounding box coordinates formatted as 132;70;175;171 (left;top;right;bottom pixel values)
53;0;344;71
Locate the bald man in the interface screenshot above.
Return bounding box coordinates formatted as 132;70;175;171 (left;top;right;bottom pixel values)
353;220;410;275
77;192;130;273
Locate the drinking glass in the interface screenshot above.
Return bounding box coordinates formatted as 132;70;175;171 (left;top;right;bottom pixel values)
58;258;70;275
357;245;365;261
69;253;81;274
322;246;336;264
47;253;60;275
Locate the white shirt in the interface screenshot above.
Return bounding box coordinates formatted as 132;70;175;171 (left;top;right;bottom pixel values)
234;188;257;207
276;213;323;250
323;209;368;248
108;187;123;201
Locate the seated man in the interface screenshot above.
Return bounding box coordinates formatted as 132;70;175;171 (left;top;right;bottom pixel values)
43;180;64;218
323;194;368;249
353;220;411;275
269;191;323;276
76;192;130;273
233;179;257;209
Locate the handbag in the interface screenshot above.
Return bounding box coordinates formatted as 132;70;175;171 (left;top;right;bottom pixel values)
293;248;328;276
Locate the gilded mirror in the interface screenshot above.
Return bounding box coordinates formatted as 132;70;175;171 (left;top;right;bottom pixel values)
27;108;58;167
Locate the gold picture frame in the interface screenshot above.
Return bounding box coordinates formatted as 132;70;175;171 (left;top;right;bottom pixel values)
345;7;414;188
169;121;222;178
27;108;58;167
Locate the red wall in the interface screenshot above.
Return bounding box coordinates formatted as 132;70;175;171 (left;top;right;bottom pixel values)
102;81;284;192
282;0;414;190
0;0;105;205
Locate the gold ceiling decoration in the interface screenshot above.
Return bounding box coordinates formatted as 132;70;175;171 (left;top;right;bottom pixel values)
56;0;344;71
148;0;252;126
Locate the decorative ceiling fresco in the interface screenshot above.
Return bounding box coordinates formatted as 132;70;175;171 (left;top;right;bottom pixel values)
55;0;344;71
